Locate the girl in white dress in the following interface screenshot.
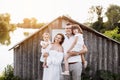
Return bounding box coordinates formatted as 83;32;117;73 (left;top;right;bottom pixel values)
42;33;65;80
62;24;87;75
40;32;51;68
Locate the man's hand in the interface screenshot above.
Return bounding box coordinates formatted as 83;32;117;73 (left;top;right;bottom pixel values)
79;45;88;55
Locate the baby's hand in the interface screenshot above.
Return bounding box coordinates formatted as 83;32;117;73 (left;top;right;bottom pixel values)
42;62;48;68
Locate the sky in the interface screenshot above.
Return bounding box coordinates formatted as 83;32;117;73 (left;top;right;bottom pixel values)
0;0;120;23
0;0;120;73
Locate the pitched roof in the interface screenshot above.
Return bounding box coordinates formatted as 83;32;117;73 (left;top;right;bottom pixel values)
9;15;120;50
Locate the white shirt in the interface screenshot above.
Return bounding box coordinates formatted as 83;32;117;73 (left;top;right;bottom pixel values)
72;33;84;52
62;34;82;63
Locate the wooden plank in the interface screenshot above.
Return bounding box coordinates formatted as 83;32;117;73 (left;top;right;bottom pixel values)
98;37;102;70
22;41;28;79
28;38;33;80
14;48;17;76
91;33;97;74
19;44;23;79
32;35;38;80
86;31;91;65
107;40;112;72
38;32;44;80
16;48;21;77
102;39;107;70
113;43;118;73
88;32;93;74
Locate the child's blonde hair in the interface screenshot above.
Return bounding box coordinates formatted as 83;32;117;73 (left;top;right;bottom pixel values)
42;32;50;39
72;24;83;34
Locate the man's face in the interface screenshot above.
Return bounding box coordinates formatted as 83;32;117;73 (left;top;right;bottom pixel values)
65;25;72;35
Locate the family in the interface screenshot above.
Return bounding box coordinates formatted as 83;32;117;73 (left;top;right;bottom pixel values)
40;23;88;80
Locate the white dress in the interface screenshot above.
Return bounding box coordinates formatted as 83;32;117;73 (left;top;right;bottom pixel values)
40;40;51;62
42;50;64;80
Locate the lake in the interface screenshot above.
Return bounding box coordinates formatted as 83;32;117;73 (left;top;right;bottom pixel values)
0;28;38;73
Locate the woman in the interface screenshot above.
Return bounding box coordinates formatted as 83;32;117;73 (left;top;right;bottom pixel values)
42;33;65;80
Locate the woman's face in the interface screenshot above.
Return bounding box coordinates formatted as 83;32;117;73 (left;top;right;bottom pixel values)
54;34;62;44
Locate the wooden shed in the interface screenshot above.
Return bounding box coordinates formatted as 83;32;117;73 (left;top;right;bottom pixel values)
9;16;120;80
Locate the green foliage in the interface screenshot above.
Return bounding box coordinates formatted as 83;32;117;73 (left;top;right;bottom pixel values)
0;21;9;31
93;70;120;80
104;27;120;42
23;32;30;36
17;17;45;28
81;66;92;80
0;31;10;45
0;65;20;80
105;5;120;29
91;20;104;32
81;66;120;80
94;70;114;80
0;13;16;45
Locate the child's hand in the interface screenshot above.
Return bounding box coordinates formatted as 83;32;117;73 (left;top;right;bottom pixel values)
42;43;46;49
42;62;48;68
67;50;71;53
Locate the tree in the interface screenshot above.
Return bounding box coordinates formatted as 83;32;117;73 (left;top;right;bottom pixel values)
105;5;120;29
0;13;16;45
31;17;37;28
104;27;120;42
89;6;104;32
0;21;10;45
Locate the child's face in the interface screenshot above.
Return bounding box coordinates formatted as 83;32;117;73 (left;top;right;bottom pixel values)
43;35;49;41
73;29;79;34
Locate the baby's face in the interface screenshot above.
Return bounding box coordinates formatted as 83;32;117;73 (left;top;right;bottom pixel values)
43;35;49;41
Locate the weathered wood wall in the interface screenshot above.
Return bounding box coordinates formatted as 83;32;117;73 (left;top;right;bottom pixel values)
83;30;120;75
13;17;120;80
13;18;63;80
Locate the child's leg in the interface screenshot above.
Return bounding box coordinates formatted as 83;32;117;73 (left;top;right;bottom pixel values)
64;51;79;71
61;53;70;75
81;54;87;68
81;54;85;64
64;54;70;71
42;57;48;68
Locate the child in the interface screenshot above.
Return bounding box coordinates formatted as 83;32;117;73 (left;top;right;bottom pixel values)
62;24;87;75
40;32;51;68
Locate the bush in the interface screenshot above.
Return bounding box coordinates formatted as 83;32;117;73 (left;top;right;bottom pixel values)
0;64;20;80
81;66;92;80
81;66;120;80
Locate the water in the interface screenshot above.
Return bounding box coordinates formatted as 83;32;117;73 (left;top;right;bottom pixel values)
0;28;38;73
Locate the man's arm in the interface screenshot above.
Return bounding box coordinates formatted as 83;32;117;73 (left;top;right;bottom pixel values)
79;44;88;55
69;44;88;56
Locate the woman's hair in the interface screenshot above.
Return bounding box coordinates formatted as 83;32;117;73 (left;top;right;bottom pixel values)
54;33;65;45
72;24;83;34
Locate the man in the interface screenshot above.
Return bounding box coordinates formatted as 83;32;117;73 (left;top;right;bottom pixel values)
61;23;88;80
